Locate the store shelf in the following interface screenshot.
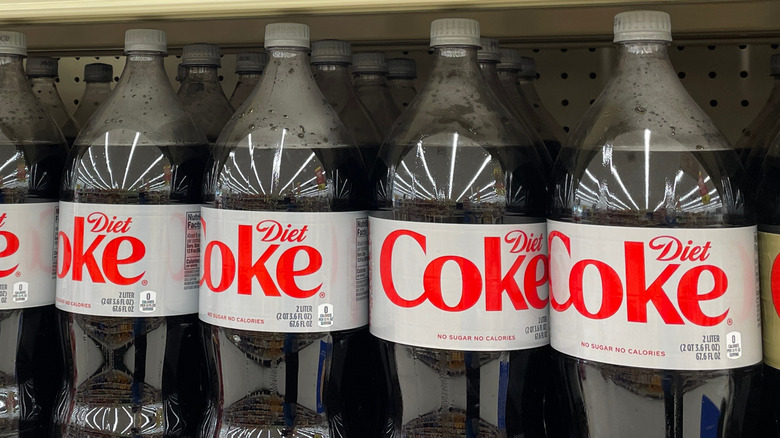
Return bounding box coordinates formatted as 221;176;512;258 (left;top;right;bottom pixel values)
3;1;780;52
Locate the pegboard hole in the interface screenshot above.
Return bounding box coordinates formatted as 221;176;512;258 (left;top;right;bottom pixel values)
560;72;568;79
74;77;80;83
532;48;540;53
588;48;596;52
563;126;570;133
402;51;409;55
74;56;80;60
114;56;120;60
677;46;685;51
707;45;716;50
709;99;718;107
772;44;779;49
741;100;750;107
561;99;569;106
54;77;60;83
114;76;119;82
708;71;717;79
588;72;597;79
219;75;224;81
678;72;686;79
94;56;100;60
73;99;79;105
739;44;747;49
560;48;567;53
740;71;749;78
589;99;595;105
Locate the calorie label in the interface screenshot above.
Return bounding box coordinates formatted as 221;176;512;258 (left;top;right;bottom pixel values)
56;202;200;317
548;220;762;370
0;203;58;309
369;217;549;351
199;208;368;332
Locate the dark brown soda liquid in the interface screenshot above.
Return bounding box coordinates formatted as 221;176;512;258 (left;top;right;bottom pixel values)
547;145;761;438
52;141;207;438
374;142;549;437
200;145;374;437
0;139;66;437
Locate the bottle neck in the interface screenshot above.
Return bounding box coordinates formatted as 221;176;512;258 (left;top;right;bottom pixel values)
83;81;112;92
119;51;172;91
313;63;351;82
29;75;58;89
387;77;415;85
496;68;519;85
0;55;31;91
237;72;261;81
181;65;221;84
613;40;675;81
353;72;387;85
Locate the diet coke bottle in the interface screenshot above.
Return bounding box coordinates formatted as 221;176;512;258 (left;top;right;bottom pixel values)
199;23;371;437
547;11;761;437
53;29;208;437
0;30;68;437
370;18;549;437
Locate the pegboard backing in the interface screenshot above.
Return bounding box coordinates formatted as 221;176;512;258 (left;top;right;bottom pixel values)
50;40;779;144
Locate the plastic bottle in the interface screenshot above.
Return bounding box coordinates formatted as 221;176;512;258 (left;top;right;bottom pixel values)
312;39;382;173
228;52;266;109
478;37;552;176
738;54;780;197
177;43;234;144
199;23;372;437
26;56;81;146
547;11;761;437
73;63;113;127
370;18;549;437
53;29;209;437
386;57;418;110
0;30;68;438
516;56;565;161
353;52;401;140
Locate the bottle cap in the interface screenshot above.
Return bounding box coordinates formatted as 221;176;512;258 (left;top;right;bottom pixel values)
613;11;672;43
430;18;480;47
125;29;167;53
0;31;26;56
497;48;522;71
26;56;58;77
517;56;537;78
265;23;309;49
477;37;500;62
84;63;113;82
771;54;780;76
235;52;267;72
431;18;480;47
387;58;416;79
353;52;388;74
311;40;351;64
181;43;221;67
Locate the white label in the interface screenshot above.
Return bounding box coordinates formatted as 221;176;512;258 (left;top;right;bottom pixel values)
55;202;200;317
199;208;368;332
0;203;57;309
548;220;762;370
369;217;549;351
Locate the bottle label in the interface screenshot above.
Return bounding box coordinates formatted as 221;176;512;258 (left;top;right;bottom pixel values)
56;202;201;317
759;231;780;370
199;207;368;332
0;203;58;309
548;220;761;370
369;217;549;351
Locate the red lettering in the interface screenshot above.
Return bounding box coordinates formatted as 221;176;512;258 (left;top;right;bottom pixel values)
485;236;527;311
276;246;322;298
569;259;623;319
624;241;684;324
202;241;235;292
0;230;19;277
237;224;280;296
771;253;780;319
101;236;145;285
549;230;573;312
677;265;728;326
379;229;428;308
423;256;482;311
73;217;105;282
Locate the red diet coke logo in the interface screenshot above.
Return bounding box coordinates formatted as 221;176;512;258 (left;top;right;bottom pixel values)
58;212;145;285
379;229;547;312
202;219;322;298
550;231;727;326
0;213;20;277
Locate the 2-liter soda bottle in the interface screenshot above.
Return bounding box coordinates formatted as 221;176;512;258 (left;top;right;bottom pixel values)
199;23;372;437
0;30;67;438
547;11;761;437
53;29;208;437
371;18;549;437
26;56;81;147
73;63;113;127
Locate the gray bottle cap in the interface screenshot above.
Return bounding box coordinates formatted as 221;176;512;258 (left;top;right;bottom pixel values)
26;56;58;77
353;52;387;74
477;37;500;62
613;10;672;43
497;48;522;71
125;29;167;53
771;54;780;76
265;23;309;49
236;52;267;73
84;63;113;82
517;56;537;78
387;58;416;79
311;40;351;64
0;31;26;56
430;18;480;47
182;43;221;67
